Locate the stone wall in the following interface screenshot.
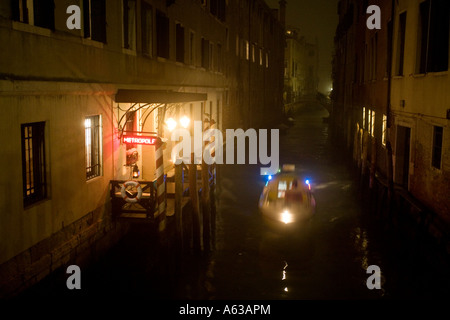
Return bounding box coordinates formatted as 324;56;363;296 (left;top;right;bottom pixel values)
0;204;128;298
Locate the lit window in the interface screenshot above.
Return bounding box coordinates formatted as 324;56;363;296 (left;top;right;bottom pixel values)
259;48;263;65
371;110;375;137
278;181;287;198
245;40;249;60
382;114;387;146
362;107;366;129
85;115;102;180
265;52;269;68
21;122;47;207
252;44;255;63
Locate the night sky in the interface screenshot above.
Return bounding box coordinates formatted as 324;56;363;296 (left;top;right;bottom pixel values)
265;0;339;94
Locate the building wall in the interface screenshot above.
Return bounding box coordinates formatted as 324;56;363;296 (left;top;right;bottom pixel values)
284;26;319;105
332;0;449;224
0;0;285;296
390;0;450;220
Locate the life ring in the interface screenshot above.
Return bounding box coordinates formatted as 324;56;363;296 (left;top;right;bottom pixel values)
121;180;142;203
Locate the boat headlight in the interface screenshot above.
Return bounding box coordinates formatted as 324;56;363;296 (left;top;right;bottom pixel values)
281;210;294;224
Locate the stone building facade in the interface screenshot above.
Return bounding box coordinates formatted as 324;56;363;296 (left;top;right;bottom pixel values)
332;0;449;237
0;0;285;297
284;26;319;106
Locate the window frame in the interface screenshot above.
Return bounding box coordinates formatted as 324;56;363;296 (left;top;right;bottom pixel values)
141;1;153;57
83;0;107;43
21;121;47;207
12;0;55;30
85;115;103;180
382;114;387;147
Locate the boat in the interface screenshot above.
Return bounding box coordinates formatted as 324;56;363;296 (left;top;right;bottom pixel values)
259;164;316;228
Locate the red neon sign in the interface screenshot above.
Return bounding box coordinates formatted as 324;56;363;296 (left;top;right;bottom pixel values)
123;135;157;145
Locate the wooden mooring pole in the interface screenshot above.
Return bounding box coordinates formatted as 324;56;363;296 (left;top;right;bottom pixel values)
174;163;183;252
201;105;211;252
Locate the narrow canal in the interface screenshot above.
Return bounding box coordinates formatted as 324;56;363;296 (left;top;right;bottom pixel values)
20;101;450;300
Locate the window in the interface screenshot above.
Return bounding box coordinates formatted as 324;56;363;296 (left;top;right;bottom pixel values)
395;12;406;76
245;40;249;60
217;43;222;72
189;31;195;65
209;42;214;70
386;20;393;77
225;28;229;51
201;38;210;69
364;43;369;82
427;0;449;72
362;107;366;130
210;0;226;21
156;10;169;59
236;34;239;56
141;2;153;56
21;122;47;207
416;0;449;73
265;52;269;68
417;0;430;73
176;23;185;63
382;114;387;146
85;115;102;180
123;0;136;50
259;48;263;65
83;0;106;43
432;126;443;169
371;34;378;80
251;44;255;63
12;0;55;29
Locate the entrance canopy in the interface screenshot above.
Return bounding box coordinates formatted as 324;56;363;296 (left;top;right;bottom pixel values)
115;89;207;103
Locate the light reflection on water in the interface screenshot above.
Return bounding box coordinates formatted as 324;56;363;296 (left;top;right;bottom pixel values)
352;226;386;297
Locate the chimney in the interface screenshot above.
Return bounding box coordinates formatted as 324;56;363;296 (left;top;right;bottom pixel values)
279;0;287;29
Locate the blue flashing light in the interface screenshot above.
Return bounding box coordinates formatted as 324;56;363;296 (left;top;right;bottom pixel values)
268;175;273;181
305;179;310;185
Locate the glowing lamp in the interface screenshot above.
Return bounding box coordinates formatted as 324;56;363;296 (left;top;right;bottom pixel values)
165;117;177;131
180;116;190;128
132;164;140;178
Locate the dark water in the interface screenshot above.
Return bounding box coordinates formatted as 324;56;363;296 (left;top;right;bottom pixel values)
19;101;450;301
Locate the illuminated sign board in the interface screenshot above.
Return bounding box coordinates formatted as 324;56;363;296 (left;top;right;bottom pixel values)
123;135;157;145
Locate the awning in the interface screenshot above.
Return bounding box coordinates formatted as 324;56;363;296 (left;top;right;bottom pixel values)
115;89;207;103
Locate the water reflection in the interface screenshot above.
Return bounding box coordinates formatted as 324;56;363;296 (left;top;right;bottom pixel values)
352;226;386;297
281;260;288;294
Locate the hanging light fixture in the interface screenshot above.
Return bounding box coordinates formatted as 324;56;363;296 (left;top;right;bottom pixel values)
132;164;140;179
180;115;190;128
165;117;177;131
